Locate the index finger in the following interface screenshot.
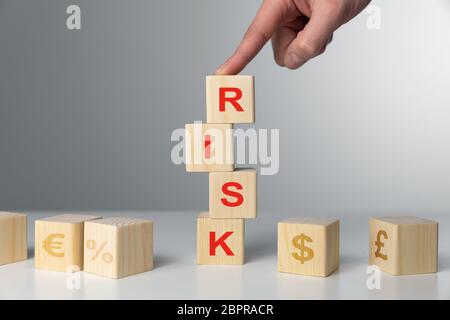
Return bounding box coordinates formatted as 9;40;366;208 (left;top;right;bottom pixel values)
215;0;289;75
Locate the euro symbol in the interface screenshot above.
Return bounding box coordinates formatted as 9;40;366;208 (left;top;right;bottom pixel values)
374;230;388;260
42;233;65;258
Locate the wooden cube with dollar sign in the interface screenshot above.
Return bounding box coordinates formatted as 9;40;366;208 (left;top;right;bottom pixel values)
278;218;340;277
84;217;153;279
369;217;438;275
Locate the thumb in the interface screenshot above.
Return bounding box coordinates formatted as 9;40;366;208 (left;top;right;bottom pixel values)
284;1;344;69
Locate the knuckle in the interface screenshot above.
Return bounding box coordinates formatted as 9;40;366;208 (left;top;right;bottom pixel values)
246;22;271;43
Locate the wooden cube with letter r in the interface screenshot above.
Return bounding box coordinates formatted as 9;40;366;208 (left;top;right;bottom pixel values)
35;214;101;272
197;212;244;265
0;212;27;266
84;217;153;279
278;218;340;277
206;75;255;124
369;216;438;275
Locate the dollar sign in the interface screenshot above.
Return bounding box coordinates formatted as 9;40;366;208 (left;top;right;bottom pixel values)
292;233;314;264
374;230;388;260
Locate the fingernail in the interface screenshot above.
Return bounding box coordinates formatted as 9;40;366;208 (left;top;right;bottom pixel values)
215;64;226;75
286;52;302;69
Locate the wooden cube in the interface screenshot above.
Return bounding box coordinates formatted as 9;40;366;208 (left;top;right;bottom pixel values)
206;75;255;124
84;217;153;279
209;169;256;219
278;218;340;277
197;212;244;265
0;212;27;266
185;123;234;172
369;216;438;275
35;214;101;272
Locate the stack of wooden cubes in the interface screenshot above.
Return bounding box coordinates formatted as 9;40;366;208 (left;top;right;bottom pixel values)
186;75;256;265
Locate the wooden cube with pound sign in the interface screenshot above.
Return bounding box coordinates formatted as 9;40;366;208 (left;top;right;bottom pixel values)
278;217;340;277
369;216;438;275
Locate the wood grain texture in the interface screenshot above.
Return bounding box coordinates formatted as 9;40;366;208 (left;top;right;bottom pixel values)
0;212;28;266
369;216;438;275
206;75;255;124
209;169;257;219
35;214;101;272
185;123;234;172
197;212;244;265
84;217;153;279
278;218;340;277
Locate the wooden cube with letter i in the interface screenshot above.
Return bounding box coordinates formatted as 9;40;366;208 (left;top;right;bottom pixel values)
35;214;101;272
209;169;257;219
206;75;255;124
369;216;438;275
84;217;153;279
185;122;234;172
278;218;340;277
0;212;28;266
197;212;244;265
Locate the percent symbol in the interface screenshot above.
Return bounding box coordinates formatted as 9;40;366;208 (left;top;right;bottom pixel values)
86;240;113;263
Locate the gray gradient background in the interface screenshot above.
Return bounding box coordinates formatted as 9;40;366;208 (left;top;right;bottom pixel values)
1;0;450;217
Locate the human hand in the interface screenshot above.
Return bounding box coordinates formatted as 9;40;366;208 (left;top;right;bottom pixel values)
216;0;371;74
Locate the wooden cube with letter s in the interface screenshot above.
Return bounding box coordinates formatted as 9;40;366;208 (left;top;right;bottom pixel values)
197;212;244;265
278;218;340;277
206;75;255;124
369;216;438;275
209;169;256;219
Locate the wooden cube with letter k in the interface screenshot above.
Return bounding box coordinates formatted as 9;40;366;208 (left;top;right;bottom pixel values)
185;122;234;172
206;75;255;124
278;218;340;277
197;212;244;265
209;169;257;219
369;217;438;275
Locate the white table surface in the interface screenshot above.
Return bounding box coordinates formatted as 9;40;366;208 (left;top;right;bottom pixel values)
0;211;449;300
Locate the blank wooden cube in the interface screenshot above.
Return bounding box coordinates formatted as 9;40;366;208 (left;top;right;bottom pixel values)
209;169;256;219
0;212;27;266
278;218;340;277
185;123;234;172
206;75;255;124
369;216;438;275
197;212;244;265
84;217;153;279
35;214;101;272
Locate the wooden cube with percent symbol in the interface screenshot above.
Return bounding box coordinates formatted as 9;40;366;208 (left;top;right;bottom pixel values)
185;123;234;172
369;216;438;275
0;212;28;266
35;214;101;272
209;169;257;219
206;75;255;124
278;218;340;277
84;217;153;279
197;212;244;265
